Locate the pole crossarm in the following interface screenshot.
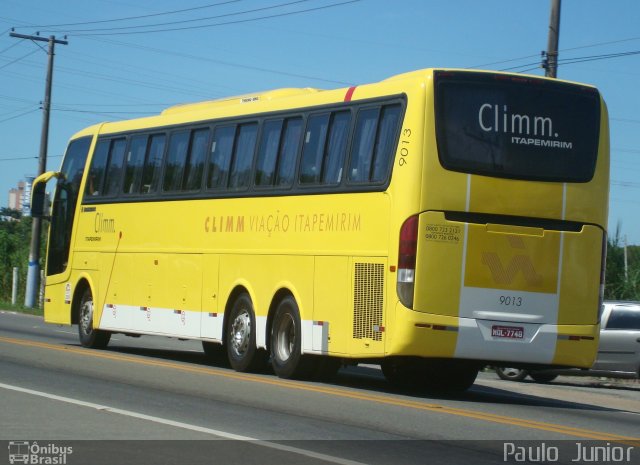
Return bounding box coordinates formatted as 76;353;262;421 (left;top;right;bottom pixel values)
9;31;68;45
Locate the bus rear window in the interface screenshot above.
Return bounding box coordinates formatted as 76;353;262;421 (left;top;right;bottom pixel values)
434;71;601;182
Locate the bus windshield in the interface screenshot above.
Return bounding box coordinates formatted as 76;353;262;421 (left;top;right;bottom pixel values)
434;71;601;182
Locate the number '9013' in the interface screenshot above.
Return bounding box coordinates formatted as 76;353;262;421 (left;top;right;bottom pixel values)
499;296;523;307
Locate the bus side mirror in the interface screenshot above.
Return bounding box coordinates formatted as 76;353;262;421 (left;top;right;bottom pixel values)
31;182;47;218
30;171;62;218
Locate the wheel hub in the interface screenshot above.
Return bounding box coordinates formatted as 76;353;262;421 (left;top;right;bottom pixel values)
80;300;93;335
230;310;251;356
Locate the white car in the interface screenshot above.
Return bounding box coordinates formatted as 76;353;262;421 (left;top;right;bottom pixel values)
495;301;640;382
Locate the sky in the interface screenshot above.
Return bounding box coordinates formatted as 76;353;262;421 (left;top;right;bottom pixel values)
1;0;639;243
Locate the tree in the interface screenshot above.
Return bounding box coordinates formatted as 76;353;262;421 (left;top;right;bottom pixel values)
0;217;47;304
604;224;640;301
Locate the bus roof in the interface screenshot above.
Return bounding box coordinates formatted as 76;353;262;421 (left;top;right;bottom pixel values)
67;67;597;141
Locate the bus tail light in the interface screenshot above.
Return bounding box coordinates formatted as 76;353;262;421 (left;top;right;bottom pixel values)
397;215;419;308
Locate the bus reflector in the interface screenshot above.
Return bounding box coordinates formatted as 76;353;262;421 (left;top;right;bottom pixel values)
397;215;419;308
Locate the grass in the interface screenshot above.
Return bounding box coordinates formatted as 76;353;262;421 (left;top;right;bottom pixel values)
0;301;44;317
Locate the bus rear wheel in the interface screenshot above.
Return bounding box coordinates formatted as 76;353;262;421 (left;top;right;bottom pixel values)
78;287;111;349
382;358;478;392
226;293;266;372
381;357;423;387
422;360;479;393
529;372;558;383
270;296;315;379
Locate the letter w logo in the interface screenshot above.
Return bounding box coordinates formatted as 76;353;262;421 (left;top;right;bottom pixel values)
481;237;543;287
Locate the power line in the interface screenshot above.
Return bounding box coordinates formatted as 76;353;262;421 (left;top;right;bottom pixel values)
501;49;640;73
0;48;40;71
3;54;223;99
87;37;352;86
0;94;36;104
63;48;236;93
69;0;361;37
23;0;244;29
54;102;176;107
559;50;640;65
52;107;157;117
0;154;63;161
0;41;22;55
56;0;312;34
611;118;640;124
612;180;640;189
0;107;39;124
0;103;37;118
468;36;640;70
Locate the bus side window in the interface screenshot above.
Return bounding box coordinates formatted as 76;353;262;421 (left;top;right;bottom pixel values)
255;119;283;187
123;135;148;194
163;131;189;192
229;123;258;190
348;104;401;184
322;111;351;184
300;111;351;186
104;138;127;196
141;134;166;194
300;114;329;184
207;126;235;190
276;117;303;188
348;108;380;183
371;104;402;182
183;128;210;191
85;139;110;196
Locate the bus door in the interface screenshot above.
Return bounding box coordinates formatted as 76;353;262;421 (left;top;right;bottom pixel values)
37;137;93;322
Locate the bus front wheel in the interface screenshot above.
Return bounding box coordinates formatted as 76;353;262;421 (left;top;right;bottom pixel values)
78;287;111;349
226;293;266;372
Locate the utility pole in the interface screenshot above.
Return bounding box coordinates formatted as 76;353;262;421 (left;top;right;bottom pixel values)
10;31;68;308
624;235;629;282
544;0;561;78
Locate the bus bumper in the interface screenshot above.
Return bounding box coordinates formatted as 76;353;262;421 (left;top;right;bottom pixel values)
388;303;599;368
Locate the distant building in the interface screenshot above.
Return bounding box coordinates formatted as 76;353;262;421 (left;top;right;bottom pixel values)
8;181;25;211
7;176;34;216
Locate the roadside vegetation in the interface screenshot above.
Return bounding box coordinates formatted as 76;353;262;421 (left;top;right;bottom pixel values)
605;225;640;301
0;208;46;315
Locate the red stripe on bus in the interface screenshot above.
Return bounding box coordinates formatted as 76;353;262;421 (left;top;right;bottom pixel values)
344;86;356;102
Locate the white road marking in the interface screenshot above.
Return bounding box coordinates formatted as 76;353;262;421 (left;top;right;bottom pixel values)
0;382;365;465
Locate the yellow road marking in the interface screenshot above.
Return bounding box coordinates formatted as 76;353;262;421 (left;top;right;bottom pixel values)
1;335;638;445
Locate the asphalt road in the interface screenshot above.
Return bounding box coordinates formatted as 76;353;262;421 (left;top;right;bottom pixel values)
1;310;638;465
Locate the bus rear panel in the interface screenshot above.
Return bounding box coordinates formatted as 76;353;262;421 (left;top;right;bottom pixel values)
395;70;608;370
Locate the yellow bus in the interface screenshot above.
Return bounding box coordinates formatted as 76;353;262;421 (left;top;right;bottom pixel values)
32;68;609;391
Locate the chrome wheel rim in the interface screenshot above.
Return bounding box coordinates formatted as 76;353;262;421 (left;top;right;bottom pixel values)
80;299;93;336
501;367;523;379
275;312;295;362
230;309;251;357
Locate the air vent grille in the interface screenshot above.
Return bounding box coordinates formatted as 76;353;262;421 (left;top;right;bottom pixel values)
353;262;384;341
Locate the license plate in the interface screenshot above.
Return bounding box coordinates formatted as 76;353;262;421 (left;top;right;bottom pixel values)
491;325;524;339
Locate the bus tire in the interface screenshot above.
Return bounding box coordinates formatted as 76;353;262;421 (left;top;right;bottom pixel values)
529;372;558;383
78;287;111;349
226;293;266;372
202;341;227;364
381;357;423;387
270;296;314;379
313;356;342;381
423;360;478;393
